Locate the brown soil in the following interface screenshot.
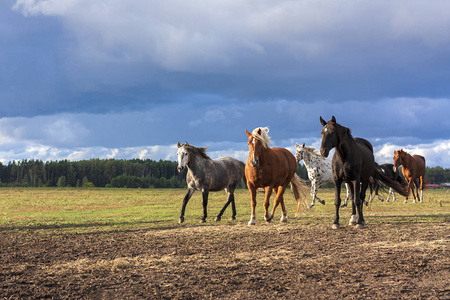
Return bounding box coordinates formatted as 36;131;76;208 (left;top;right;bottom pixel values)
1;222;449;299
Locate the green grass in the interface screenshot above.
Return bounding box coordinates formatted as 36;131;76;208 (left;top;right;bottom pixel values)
0;187;448;234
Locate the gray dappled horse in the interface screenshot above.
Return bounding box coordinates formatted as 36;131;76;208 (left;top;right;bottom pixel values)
177;142;245;224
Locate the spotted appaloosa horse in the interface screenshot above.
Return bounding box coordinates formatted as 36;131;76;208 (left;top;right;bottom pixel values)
177;142;245;224
245;127;308;225
393;149;426;203
295;143;351;208
320;116;408;229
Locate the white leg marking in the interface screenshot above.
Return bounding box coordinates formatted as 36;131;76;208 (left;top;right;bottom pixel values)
248;213;256;226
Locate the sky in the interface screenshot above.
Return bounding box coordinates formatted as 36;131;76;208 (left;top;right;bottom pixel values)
1;0;450;167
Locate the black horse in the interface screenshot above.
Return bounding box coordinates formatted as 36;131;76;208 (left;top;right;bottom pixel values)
319;116;408;229
369;163;406;203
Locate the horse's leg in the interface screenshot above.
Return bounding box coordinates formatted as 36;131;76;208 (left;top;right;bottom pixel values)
386;188;392;202
264;186;274;222
348;183;357;226
404;178;412;203
279;195;288;223
215;189;235;222
309;180;317;208
200;188;209;223
272;185;288;223
315;179;325;205
341;183;350;207
412;179;420;203
376;183;384;202
231;192;237;220
248;183;257;225
355;180;366;229
369;182;373;202
419;176;424;202
332;180;342;229
179;188;195;224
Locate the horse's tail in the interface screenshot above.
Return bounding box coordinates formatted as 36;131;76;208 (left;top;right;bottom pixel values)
290;173;309;217
373;166;409;197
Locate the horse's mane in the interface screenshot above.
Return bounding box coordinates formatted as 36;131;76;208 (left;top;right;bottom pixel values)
251;127;271;148
185;145;211;160
303;146;319;154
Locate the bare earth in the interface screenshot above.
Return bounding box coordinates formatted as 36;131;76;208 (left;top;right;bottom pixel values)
1;221;449;299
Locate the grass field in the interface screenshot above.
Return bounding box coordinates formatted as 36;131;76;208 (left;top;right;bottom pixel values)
1;187;448;233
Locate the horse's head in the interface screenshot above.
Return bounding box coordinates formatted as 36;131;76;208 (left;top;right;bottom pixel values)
176;141;189;172
393;149;404;172
245;127;269;167
295;143;306;162
319;116;338;158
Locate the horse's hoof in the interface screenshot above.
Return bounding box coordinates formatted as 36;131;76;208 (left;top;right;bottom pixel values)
264;214;273;222
200;219;206;223
319;200;325;205
248;220;256;226
340;204;347;208
332;224;340;229
404;200;408;203
230;216;236;221
215;216;221;222
178;217;184;224
355;223;364;229
280;216;287;223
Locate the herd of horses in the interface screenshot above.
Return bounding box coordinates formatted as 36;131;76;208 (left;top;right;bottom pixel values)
176;116;426;229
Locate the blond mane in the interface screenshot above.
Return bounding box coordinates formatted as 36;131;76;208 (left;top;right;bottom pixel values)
251;127;271;148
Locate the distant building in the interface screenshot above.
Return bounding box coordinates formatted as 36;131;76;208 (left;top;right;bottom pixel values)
440;183;450;189
426;184;440;189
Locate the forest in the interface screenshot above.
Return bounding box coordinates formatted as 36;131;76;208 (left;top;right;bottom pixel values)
0;159;448;188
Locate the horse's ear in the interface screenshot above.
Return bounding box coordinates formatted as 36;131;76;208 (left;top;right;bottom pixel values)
295;142;299;147
302;143;305;147
320;116;326;126
331;116;336;124
184;142;189;147
245;129;252;137
177;141;181;148
257;128;262;135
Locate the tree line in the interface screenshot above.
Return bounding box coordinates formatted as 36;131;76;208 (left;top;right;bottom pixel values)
0;159;448;188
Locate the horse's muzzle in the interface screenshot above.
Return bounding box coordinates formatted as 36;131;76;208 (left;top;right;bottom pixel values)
177;166;184;173
320;148;329;158
393;166;397;172
250;159;259;167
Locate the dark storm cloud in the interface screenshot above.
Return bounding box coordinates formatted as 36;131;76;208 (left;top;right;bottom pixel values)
0;1;449;166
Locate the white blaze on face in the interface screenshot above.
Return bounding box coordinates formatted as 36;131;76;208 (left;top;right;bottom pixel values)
177;148;188;169
252;138;256;162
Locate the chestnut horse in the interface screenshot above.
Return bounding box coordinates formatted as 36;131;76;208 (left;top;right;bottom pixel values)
320;116;408;229
245;127;308;225
393;149;426;203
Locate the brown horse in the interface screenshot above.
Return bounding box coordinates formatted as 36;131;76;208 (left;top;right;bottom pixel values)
393;149;426;203
245;127;307;225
